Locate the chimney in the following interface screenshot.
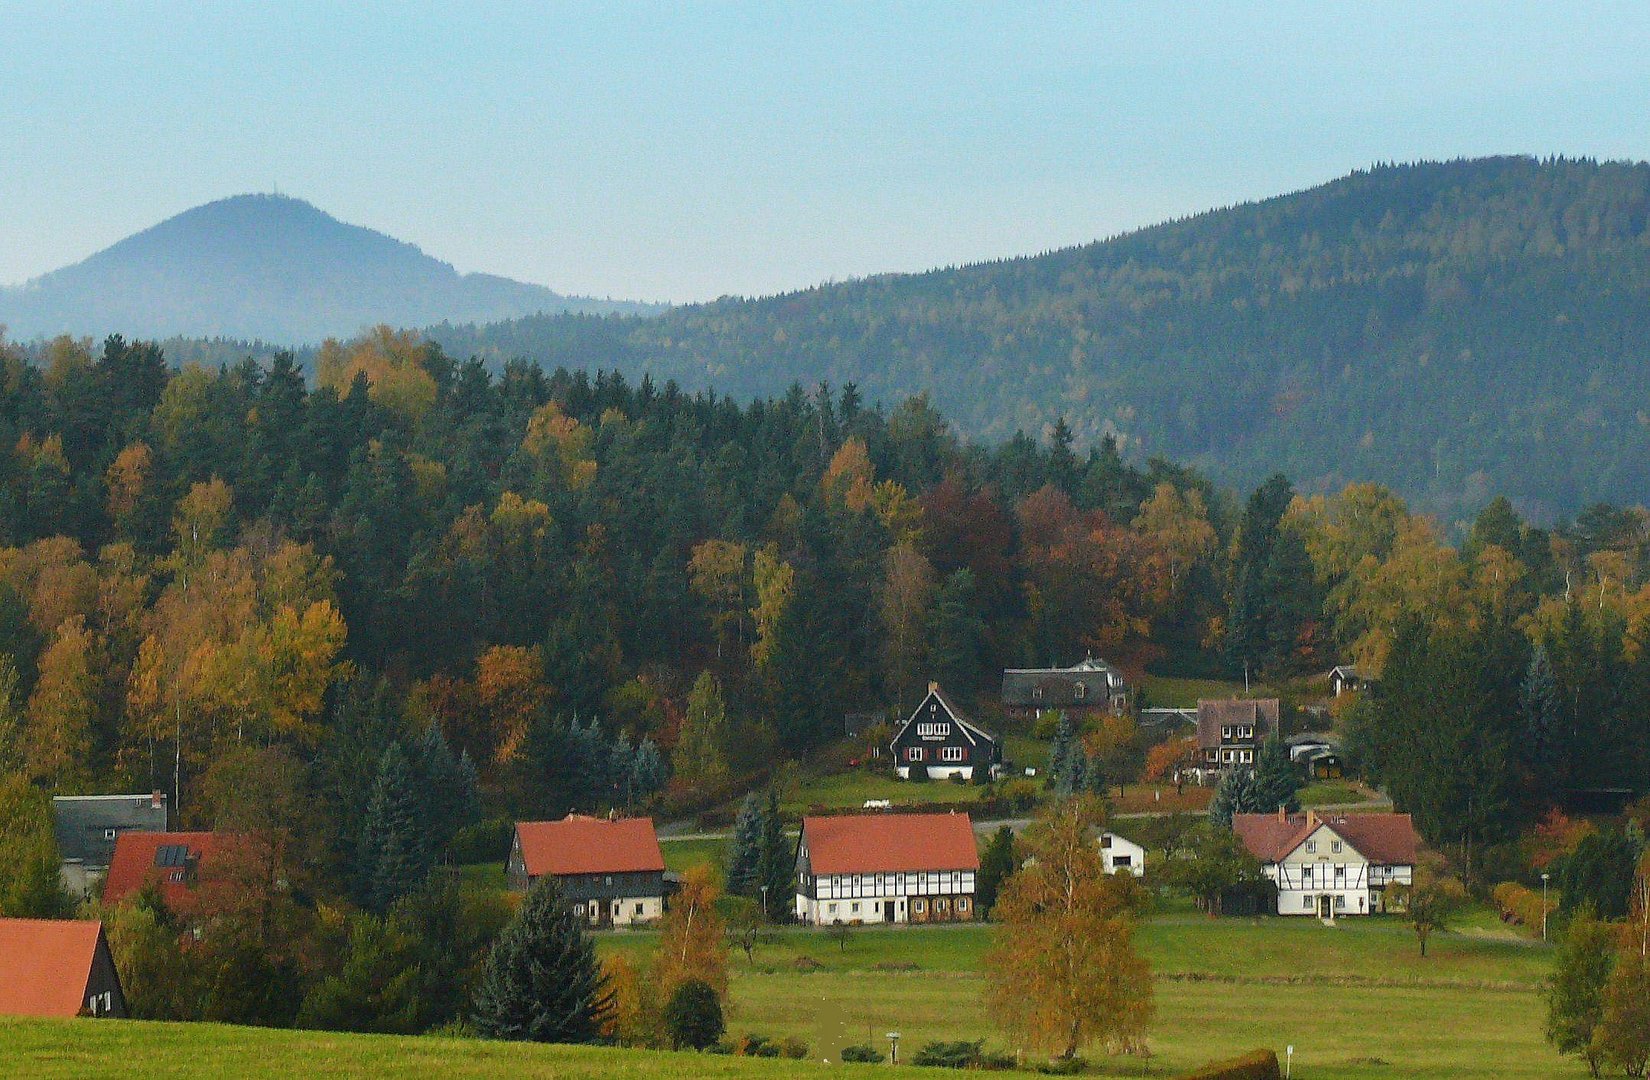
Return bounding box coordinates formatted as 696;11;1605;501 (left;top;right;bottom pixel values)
151;790;165;810
1306;809;1319;829
1277;805;1287;823
928;681;940;694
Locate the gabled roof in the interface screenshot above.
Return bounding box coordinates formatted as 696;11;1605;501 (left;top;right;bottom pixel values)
514;815;665;878
892;684;997;747
802;812;979;875
1195;698;1280;748
1232;811;1418;866
102;831;238;907
51;793;168;866
1329;665;1362;680
1002;656;1126;707
0;918;110;1017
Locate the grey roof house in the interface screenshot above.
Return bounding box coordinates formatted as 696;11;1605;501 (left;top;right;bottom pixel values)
52;793;168;899
1002;656;1130;716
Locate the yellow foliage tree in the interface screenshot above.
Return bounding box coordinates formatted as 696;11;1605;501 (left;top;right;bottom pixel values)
653;864;727;1000
474;644;547;764
689;539;749;659
25;616;99;789
749;545;794;668
521;401;597;490
105;442;153;525
985;800;1153;1060
315;326;438;419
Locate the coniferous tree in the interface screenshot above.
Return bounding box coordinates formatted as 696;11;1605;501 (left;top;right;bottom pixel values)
757;788;791;921
663;979;724;1051
1251;737;1302;814
472;877;613;1043
725;793;764;899
976;824;1017;919
629;737;667;803
1048;713;1077;793
357;743;432;914
1208;768;1262;828
1520;644;1563;796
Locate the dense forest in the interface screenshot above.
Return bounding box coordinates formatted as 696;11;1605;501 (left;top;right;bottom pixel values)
422;156;1650;522
2;327;1650;1030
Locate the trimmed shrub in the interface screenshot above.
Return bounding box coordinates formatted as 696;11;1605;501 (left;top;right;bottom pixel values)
662;979;723;1051
779;1036;810;1059
912;1040;984;1068
1175;1048;1282;1080
839;1044;884;1063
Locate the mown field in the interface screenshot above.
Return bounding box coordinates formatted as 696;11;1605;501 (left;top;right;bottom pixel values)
0;908;1574;1079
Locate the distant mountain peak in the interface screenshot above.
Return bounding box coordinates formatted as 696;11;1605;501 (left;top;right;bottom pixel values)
1;196;660;343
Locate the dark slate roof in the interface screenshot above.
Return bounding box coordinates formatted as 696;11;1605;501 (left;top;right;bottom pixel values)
51;794;168;868
1194;699;1280;749
1001;656;1127;707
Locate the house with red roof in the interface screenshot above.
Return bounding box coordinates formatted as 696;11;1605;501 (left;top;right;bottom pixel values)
794;811;979;925
506;814;667;927
0;918;126;1018
1232;809;1418;918
102;831;240;911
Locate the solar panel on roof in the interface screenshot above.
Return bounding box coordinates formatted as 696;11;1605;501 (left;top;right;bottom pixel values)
153;844;189;868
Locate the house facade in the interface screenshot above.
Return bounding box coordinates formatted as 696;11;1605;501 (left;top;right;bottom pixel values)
1232;810;1418;918
0;918;127;1019
1002;656;1130;720
51;792;168;899
890;683;1001;781
794;812;979;925
1100;831;1145;876
1195;698;1281;771
507;815;667;927
1328;665;1367;696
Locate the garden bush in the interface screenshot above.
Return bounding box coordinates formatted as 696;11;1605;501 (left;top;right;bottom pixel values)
1174;1048;1282;1080
839;1044;883;1063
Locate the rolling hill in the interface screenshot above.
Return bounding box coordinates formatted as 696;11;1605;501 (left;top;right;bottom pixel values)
0;194;660;344
427;156;1650;521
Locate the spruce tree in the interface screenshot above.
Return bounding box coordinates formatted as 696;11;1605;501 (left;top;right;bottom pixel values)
1208;768;1261;828
976;825;1017;918
629;737;667;802
1520;645;1562;793
726;793;764;898
358;743;432;914
1251;737;1301;814
472;877;613;1043
758;788;792;921
1048;713;1077;793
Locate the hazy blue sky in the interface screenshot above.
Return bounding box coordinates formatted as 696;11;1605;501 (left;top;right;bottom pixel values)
4;3;1649;303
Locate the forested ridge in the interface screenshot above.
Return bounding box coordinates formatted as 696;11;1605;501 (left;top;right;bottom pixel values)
427;156;1650;521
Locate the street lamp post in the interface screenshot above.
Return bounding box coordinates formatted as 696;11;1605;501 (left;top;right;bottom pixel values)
760;884;769;921
1285;1045;1294;1079
1542;873;1551;941
886;1032;900;1065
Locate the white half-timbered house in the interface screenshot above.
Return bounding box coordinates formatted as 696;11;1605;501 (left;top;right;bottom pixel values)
890;683;1001;781
794;812;979;925
1232;809;1418;918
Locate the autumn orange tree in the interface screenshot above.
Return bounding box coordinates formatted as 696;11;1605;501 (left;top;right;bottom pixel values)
985;798;1153;1061
653;864;728;1001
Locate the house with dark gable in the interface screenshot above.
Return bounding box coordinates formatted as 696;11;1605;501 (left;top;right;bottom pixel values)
0;918;126;1018
891;682;1001;781
1195;698;1281;771
1002;656;1130;720
506;814;667;927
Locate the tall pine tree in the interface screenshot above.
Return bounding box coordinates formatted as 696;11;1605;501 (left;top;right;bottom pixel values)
472;877;613;1042
357;743;432;914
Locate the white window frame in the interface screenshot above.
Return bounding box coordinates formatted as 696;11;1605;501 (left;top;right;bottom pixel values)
906;746;924;762
940;746;965;763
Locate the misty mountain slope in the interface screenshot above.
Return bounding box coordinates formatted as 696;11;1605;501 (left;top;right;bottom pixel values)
429;156;1650;520
0;194;660;344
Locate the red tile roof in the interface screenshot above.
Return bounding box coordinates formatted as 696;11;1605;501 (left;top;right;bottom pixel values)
514;815;665;878
0;918;107;1018
1233;811;1419;866
102;831;239;907
802;812;980;875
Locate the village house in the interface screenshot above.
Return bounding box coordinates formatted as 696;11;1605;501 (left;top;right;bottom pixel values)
51;792;168;899
1195;698;1281;771
1099;831;1146;876
1328;665;1368;696
890;683;1001;781
1232;809;1418;918
794;812;979;925
0;918;127;1018
506;814;667;927
102;831;240;910
1001;655;1130;720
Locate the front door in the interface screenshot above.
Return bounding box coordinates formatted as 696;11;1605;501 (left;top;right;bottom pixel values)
1319;895;1332;919
884;900;896;923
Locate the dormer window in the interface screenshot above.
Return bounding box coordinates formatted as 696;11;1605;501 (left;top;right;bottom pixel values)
1074;682;1087;700
1031;687;1043;701
1222;726;1232;739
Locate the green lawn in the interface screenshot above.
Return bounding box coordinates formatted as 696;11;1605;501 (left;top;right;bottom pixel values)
1297;780;1388;808
783;769;986;814
1;909;1576;1079
661;836;732;885
1140;675;1253;708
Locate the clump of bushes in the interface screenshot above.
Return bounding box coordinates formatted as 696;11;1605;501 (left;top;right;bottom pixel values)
727;1033;808;1058
839;1044;884;1063
1492;881;1550;935
1174;1048;1282;1080
910;1040;1013;1069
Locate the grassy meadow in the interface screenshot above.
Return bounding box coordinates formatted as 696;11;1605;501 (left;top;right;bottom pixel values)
0;908;1573;1079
